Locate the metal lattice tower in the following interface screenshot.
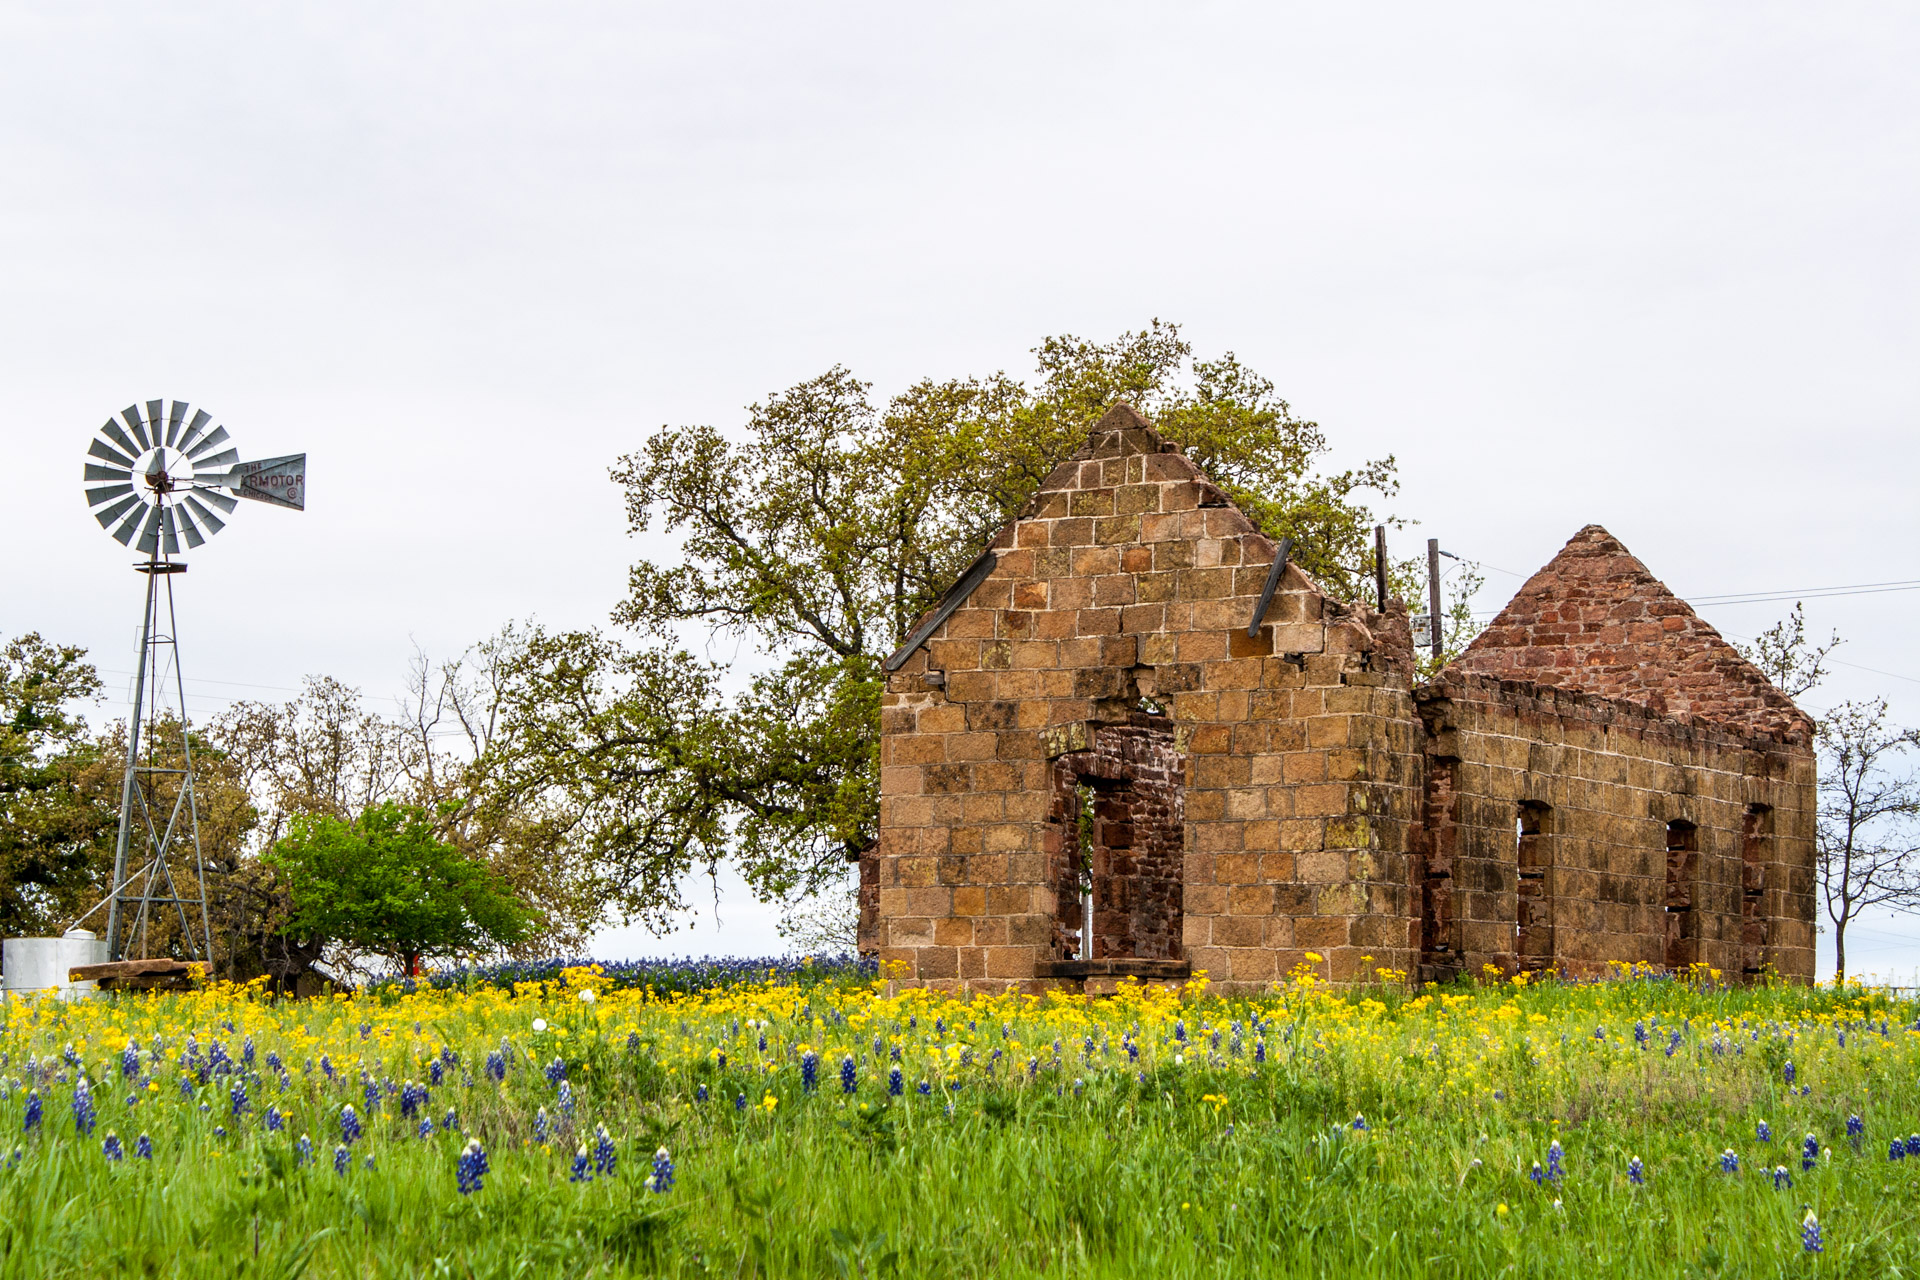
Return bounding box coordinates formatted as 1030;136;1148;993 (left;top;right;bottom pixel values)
76;400;306;962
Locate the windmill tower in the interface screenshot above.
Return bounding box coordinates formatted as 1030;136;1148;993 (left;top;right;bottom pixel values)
79;400;306;963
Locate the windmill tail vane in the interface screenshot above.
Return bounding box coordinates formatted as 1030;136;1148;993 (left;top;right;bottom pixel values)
74;398;306;964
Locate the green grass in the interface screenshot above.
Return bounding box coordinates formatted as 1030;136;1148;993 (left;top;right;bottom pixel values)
0;971;1914;1277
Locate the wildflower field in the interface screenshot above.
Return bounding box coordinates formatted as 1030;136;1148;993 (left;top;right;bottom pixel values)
3;959;1917;1279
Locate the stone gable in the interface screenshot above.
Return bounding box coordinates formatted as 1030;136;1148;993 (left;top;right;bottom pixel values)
1451;525;1813;744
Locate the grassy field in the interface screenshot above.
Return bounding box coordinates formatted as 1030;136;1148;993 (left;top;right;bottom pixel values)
1;959;1916;1278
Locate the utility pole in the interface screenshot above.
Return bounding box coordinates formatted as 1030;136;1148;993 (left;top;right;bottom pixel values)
1426;537;1443;662
1374;525;1388;611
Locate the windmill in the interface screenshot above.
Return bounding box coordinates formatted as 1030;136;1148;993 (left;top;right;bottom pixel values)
78;400;306;964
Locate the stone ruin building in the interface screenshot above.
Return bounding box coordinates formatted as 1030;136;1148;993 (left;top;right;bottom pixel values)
860;404;1816;993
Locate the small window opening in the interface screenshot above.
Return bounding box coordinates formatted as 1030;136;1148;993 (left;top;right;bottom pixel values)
1740;806;1771;976
1664;819;1698;971
1515;802;1552;969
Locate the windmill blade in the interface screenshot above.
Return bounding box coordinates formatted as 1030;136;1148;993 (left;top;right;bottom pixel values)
87;483;134;507
178;408;212;454
186;484;237;514
225;454;306;510
194;446;240;470
89;437;136;469
126;504;162;550
175;503;207;548
145;402;166;443
94;494;142;529
166;401;189;447
84;463;132;483
160;507;181;555
184;424;229;460
99;420;141;460
183;494;226;534
122;405;151;452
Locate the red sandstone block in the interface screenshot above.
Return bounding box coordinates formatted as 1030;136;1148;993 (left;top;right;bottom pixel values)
1095;516;1142;546
1076;609;1121;636
986;946;1041;979
1093;574;1136;606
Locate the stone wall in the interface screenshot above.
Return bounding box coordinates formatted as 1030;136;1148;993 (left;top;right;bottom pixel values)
875;405;1424;994
1414;672;1816;983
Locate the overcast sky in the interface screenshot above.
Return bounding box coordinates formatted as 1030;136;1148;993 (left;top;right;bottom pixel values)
4;4;1915;979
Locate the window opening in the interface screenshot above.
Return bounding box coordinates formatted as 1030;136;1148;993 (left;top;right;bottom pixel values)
1740;806;1771;976
1664;820;1698;971
1515;802;1552;969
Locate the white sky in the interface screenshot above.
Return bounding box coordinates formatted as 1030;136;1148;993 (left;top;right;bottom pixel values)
3;4;1915;980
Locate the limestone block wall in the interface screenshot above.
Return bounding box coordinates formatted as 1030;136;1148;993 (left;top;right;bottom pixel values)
875;408;1424;994
1414;673;1816;983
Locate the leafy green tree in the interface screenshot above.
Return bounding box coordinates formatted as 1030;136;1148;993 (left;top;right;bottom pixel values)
483;323;1402;929
0;634;118;937
264;800;534;975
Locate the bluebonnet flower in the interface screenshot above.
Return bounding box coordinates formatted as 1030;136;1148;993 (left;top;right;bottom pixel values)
1627;1156;1645;1185
231;1079;249;1120
120;1040;140;1082
1351;1114;1369;1132
1908;1134;1920;1156
440;1046;458;1072
1174;1020;1187;1044
1889;1137;1905;1162
320;1055;335;1081
242;1038;255;1068
1594;1026;1605;1041
651;1146;675;1193
457;1139;488;1194
296;1135;314;1166
594;1124;616;1175
333;1145;350;1175
213;1126;227;1139
801;1051;819;1093
1802;1211;1823;1254
1757;1120;1771;1143
716;1051;727;1071
62;1043;78;1068
364;1080;380;1115
418;1118;431;1140
1720;1150;1740;1173
1634;1021;1647;1048
358;1021;371;1041
888;1066;903;1097
442;1108;458;1133
400;1081;423;1118
485;1052;506;1083
278;1071;292;1092
72;1075;95;1136
363;1153;375;1171
1546;1140;1564;1184
1802;1134;1819;1172
569;1145;593;1183
1666;1030;1681;1058
557;1081;574;1116
339;1104;362;1146
545;1057;567;1087
695;1084;708;1103
102;1132;123;1161
1848;1114;1864;1150
840;1056;857;1094
179;1074;193;1100
429;1059;444;1087
534;1107;550;1142
758;1033;767;1053
1783;1060;1795;1087
135;1133;151;1160
267;1106;284;1132
22;1092;40;1134
918;1080;933;1097
1771;1165;1792;1190
265;1051;282;1075
734;1094;747;1112
1529;1162;1546;1185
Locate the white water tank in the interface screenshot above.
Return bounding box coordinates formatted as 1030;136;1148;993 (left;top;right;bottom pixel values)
2;930;110;1001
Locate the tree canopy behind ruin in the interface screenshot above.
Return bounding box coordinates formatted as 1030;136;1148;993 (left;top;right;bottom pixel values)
481;323;1402;929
